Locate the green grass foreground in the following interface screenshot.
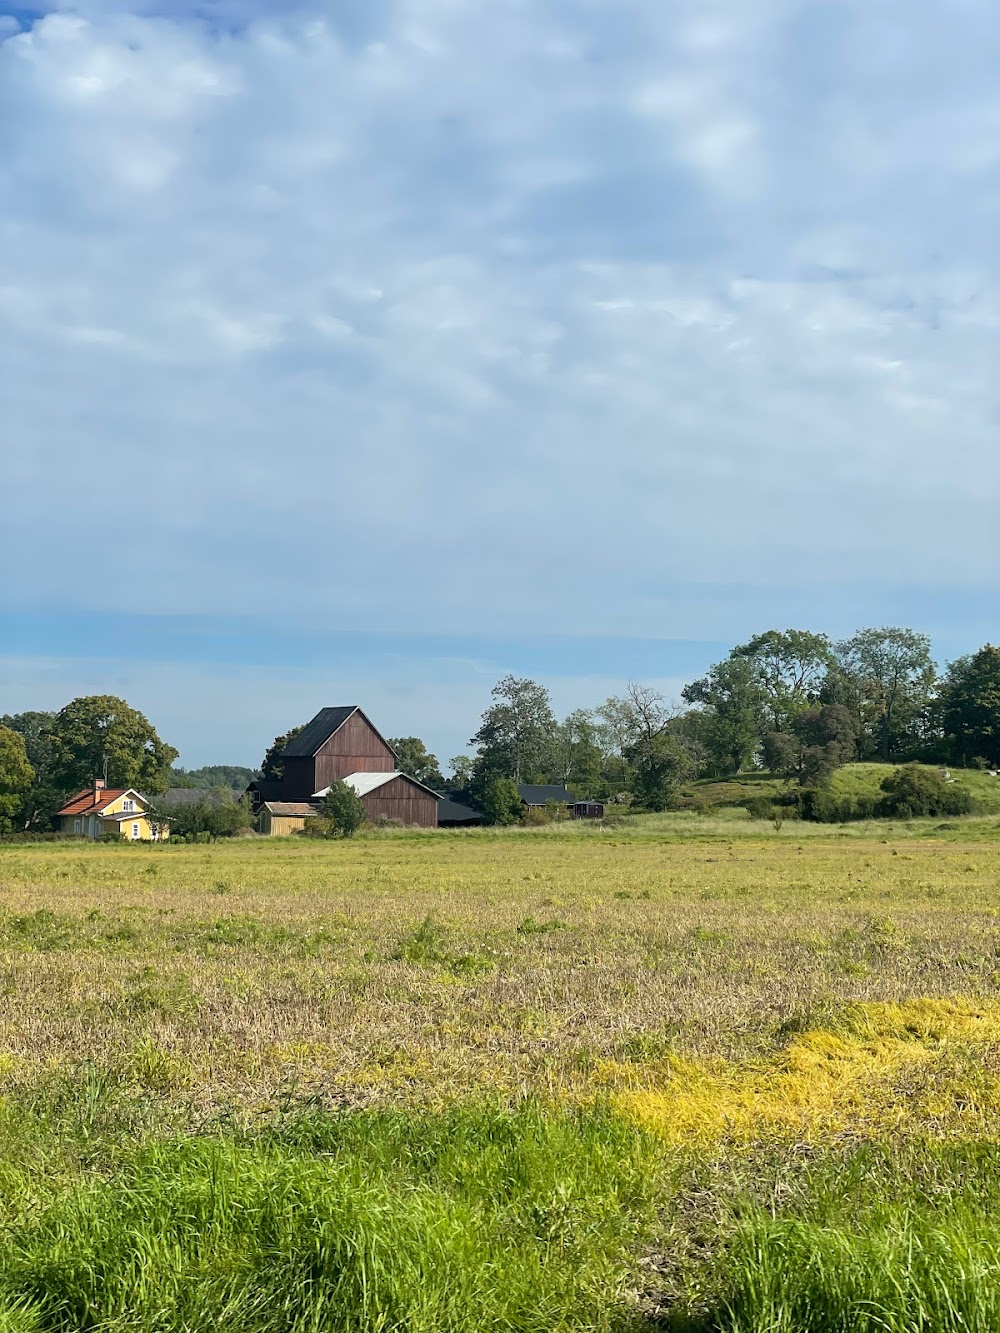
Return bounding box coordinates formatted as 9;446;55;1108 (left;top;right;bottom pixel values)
0;1089;669;1333
702;1144;1000;1333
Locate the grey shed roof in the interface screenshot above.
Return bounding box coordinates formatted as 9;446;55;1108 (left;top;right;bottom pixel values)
280;707;361;758
517;784;574;805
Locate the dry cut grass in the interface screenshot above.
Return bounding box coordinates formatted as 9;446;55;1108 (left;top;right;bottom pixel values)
1;823;999;1115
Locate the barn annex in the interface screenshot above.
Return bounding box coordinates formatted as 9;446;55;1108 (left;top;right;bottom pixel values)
248;707;439;831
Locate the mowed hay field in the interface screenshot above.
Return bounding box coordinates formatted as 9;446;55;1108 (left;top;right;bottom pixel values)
3;820;1000;1330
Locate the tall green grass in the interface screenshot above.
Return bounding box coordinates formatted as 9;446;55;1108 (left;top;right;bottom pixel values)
700;1143;1000;1333
0;1087;669;1332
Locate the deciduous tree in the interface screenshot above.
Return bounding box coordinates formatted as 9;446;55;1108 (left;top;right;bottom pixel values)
260;725;305;782
835;628;936;761
469;676;556;783
321;780;367;836
941;645;1000;767
388;737;445;790
0;727;35;831
48;696;177;796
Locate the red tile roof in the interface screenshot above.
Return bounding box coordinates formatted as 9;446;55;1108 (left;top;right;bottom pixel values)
56;789;133;817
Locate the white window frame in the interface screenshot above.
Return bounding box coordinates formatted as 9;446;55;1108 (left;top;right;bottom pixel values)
131;823;141;840
122;798;134;813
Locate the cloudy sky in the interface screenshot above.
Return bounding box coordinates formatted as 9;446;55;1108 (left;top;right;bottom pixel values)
2;0;997;768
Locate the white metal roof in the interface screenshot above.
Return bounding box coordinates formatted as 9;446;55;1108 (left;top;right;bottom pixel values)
313;771;400;799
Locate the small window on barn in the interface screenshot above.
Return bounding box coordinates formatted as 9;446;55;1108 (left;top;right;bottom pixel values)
73;818;82;833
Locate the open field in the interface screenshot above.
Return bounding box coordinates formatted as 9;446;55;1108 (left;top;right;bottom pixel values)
2;818;1000;1328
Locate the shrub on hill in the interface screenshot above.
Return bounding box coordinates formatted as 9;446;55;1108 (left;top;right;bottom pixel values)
878;764;974;819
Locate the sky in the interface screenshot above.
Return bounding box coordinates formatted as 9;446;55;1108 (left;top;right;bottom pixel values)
1;0;997;768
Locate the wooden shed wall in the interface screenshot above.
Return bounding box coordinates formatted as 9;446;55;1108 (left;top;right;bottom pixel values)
258;811;310;836
362;776;438;828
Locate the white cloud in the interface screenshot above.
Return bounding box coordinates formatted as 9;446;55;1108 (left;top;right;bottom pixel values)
0;0;997;643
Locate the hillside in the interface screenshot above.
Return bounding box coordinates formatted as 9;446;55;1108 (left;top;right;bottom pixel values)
683;762;1000;815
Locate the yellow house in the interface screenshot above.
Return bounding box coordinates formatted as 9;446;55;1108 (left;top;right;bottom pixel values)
55;780;168;841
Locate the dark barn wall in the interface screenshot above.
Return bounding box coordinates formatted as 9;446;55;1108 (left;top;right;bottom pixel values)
362;776;438;828
280;756;320;800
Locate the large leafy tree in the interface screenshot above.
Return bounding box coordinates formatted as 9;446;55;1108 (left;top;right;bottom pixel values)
479;777;523;826
0;711;62;829
469;676;557;784
0;727;35;831
388;737;445;790
834;628;937;761
615;684;696;810
941;645;1000;766
595;696;637;791
732;629;835;732
48;696;177;795
446;756;476;790
551;710;604;793
682;656;767;775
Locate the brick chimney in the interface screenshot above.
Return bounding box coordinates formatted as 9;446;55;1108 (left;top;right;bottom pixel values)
94;778;106;794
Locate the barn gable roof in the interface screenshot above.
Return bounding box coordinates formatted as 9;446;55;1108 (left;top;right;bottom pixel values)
280;707;396;759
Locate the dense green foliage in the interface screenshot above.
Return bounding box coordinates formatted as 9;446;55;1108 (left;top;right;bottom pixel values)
387;737;445;789
878;763;974;819
477;776;523;826
168;765;259;791
48;695;178;796
320;780;367;836
153;789;254;839
260;725;305;782
469;675;558;785
941;645;1000;767
0;727;34;831
1;710;70;830
454;628;1000;817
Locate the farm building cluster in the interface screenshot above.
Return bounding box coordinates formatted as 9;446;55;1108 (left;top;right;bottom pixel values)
56;706;604;839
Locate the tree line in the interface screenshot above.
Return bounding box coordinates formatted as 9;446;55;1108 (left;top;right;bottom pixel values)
1;629;998;834
441;630;1000;814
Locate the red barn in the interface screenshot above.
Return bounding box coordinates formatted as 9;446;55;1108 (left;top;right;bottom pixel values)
254;707;438;829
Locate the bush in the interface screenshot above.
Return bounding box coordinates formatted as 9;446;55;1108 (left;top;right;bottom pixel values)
797;790;878;823
745;796;779;821
878;765;974;819
299;817;336;838
320;782;367;837
480;778;523;826
153;789;254;840
522;806;551;826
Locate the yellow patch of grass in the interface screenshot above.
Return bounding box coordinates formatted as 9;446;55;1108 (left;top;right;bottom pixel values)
613;998;1000;1143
